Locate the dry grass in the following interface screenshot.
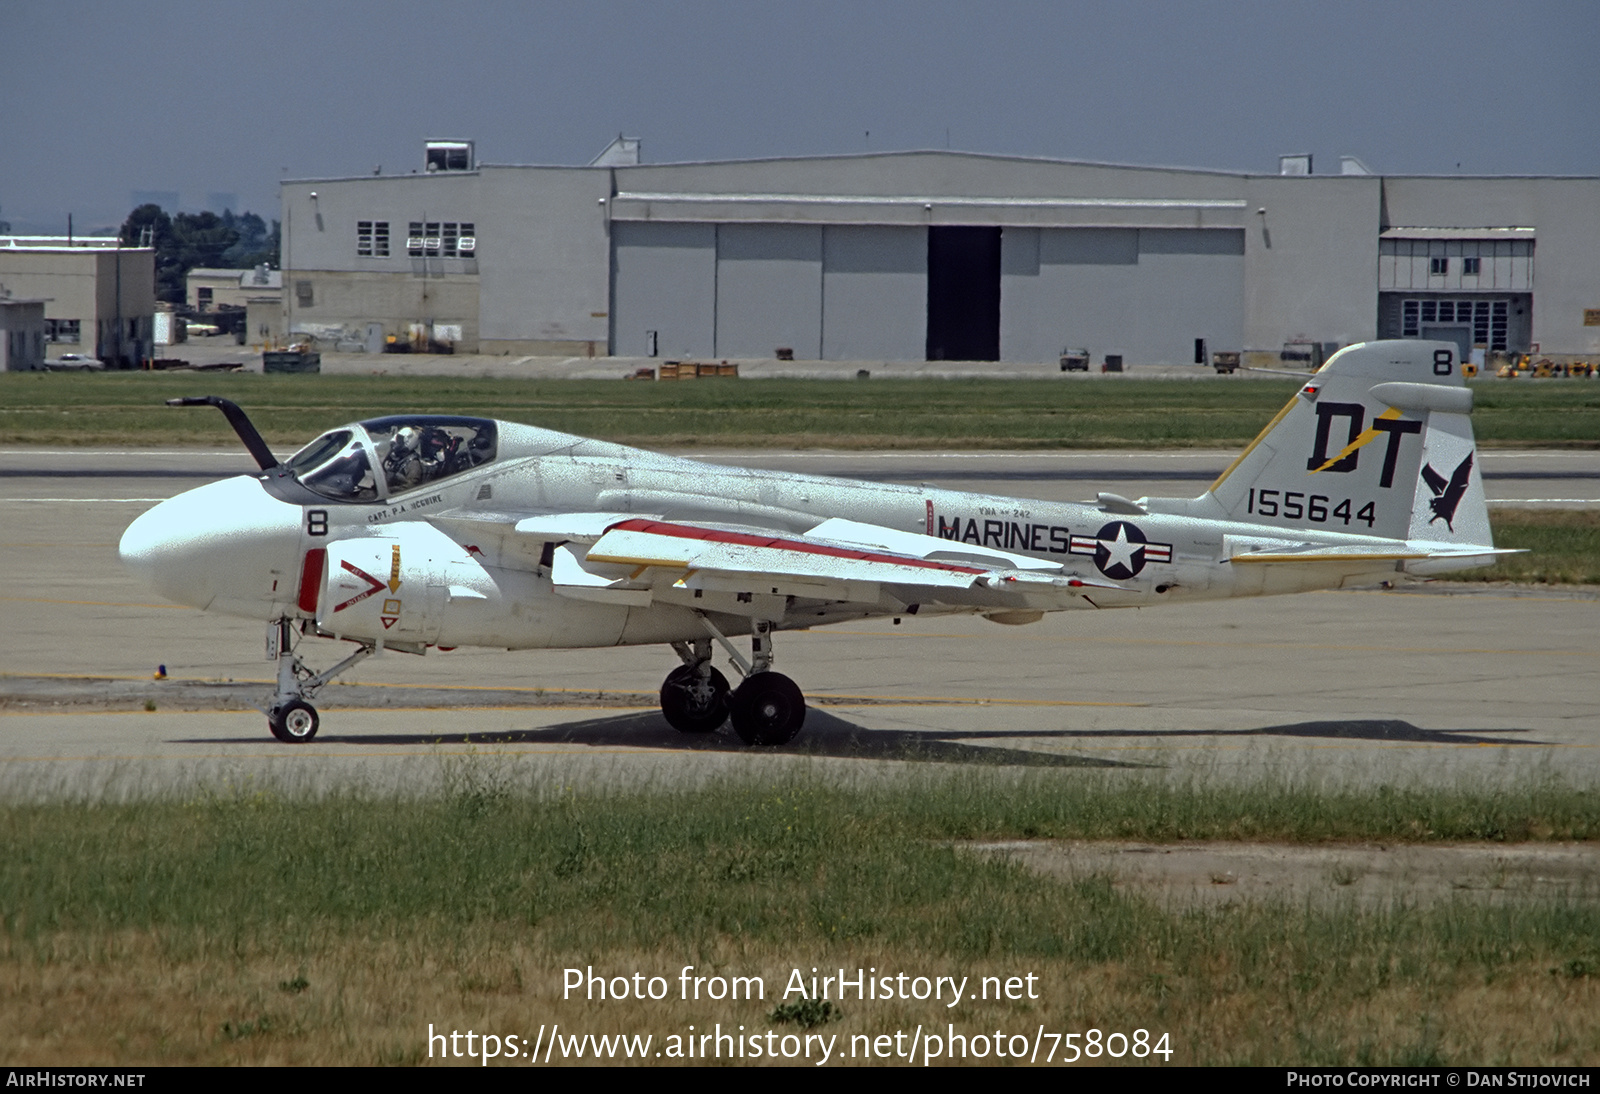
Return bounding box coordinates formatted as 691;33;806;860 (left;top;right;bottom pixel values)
5;926;1597;1065
1450;510;1600;585
3;771;1599;1065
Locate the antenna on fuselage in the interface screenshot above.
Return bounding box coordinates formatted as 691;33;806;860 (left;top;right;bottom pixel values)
166;396;280;470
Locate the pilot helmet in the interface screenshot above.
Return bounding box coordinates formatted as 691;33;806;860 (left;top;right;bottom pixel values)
421;426;450;458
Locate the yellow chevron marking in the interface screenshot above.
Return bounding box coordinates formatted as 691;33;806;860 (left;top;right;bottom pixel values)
1310;407;1403;474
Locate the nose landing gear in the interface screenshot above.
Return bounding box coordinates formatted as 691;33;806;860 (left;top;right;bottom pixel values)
265;617;375;743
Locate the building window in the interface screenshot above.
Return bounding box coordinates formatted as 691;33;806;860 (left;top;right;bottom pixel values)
357;220;390;257
197;287;213;310
1401;298;1510;351
1462;256;1481;276
44;319;81;343
296;280;314;307
1429;256;1448;275
407;221;477;258
426;143;472;172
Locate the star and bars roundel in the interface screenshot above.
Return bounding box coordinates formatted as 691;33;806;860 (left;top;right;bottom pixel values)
1069;521;1173;580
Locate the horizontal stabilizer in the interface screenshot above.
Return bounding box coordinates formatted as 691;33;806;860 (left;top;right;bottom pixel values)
1226;533;1518;579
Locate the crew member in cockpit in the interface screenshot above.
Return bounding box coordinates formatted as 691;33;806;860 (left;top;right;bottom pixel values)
421;426;462;477
384;426;426;491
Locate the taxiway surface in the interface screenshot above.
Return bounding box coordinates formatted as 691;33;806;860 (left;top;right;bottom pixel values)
2;447;1595;794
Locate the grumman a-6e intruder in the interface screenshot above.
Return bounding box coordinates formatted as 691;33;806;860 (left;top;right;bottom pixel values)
119;341;1507;745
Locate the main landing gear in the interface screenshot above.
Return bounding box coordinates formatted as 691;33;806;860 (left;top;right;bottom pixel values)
659;618;807;747
265;617;374;743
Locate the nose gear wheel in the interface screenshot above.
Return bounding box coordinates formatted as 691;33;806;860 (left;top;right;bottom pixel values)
268;699;320;743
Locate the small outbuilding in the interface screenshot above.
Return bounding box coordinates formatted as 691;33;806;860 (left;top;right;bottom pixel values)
0;294;48;371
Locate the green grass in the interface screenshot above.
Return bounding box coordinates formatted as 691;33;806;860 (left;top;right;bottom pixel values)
3;772;1596;947
2;770;1598;1064
1466;381;1600;447
1450;510;1600;585
4;371;1599;449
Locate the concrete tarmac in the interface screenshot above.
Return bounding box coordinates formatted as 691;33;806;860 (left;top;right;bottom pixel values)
2;448;1596;795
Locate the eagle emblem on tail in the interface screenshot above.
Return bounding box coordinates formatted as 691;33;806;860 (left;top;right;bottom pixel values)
1420;454;1473;532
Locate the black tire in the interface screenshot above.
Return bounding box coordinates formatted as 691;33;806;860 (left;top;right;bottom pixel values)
728;672;806;746
268;699;319;743
660;664;730;733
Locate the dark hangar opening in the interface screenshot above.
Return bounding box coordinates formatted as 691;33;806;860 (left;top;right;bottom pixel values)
926;225;1001;361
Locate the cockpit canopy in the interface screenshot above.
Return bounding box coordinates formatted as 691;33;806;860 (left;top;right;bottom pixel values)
284;416;497;502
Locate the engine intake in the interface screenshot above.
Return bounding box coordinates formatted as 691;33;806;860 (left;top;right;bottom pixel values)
314;522;501;644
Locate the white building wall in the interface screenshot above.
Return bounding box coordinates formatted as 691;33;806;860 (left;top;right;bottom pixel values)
714;224;823;359
609;222;717;358
282;172;484;348
1242;175;1382;362
478;167;611;350
1001;227;1243;364
820;225;925;361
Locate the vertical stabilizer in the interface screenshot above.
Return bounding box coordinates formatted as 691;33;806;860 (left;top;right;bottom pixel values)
1199;341;1491;547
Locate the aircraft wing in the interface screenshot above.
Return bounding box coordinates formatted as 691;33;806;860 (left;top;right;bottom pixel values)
581;518;1122;605
431;509;1123;609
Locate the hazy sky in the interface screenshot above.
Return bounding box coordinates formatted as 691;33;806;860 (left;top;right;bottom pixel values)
3;0;1595;233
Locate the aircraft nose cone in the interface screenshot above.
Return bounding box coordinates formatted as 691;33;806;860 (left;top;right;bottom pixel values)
120;476;303;613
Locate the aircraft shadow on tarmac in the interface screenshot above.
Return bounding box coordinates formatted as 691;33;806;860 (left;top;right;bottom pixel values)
176;711;1536;766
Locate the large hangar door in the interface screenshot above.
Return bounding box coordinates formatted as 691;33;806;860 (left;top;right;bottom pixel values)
714;224;823;359
610;222;716;358
926;226;1001;361
998;227;1242;364
821;226;926;361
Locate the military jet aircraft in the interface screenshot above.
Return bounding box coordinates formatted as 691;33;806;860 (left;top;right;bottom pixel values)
119;340;1506;746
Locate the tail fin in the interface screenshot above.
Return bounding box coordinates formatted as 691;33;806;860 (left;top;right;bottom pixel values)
1199;340;1492;547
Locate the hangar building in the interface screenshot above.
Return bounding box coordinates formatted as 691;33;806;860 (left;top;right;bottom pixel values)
280;142;1600;366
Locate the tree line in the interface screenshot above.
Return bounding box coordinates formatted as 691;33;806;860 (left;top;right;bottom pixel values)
119;205;281;304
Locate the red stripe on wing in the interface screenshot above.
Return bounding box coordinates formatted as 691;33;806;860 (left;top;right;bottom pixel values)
608;518;988;576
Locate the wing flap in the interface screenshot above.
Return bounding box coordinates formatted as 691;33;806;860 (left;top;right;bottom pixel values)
550;543;653;605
